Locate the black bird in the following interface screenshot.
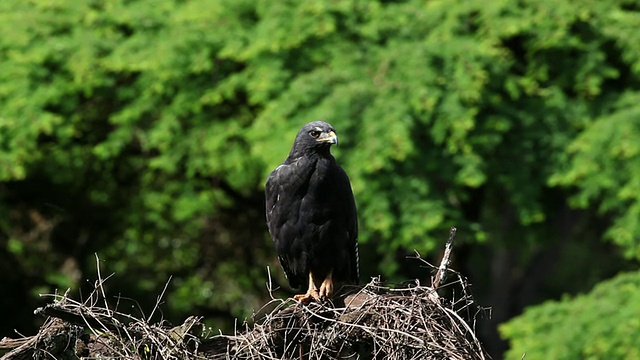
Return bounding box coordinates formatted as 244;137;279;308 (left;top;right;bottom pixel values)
265;121;359;302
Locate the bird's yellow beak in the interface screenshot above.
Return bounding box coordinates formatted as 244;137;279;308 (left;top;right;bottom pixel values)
317;130;338;145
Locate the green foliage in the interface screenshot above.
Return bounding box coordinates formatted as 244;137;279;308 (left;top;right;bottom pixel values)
501;271;640;360
2;0;640;355
550;92;640;258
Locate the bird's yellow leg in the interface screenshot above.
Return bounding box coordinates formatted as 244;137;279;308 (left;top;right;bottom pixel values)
318;270;333;299
293;271;320;303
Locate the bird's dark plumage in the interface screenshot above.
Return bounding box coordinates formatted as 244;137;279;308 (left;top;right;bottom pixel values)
266;121;358;301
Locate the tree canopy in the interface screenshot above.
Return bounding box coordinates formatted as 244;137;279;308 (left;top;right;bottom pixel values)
501;271;640;359
1;0;640;357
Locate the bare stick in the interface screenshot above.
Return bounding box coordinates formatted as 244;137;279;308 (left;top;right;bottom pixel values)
94;253;112;316
265;266;278;300
433;227;456;290
148;276;172;322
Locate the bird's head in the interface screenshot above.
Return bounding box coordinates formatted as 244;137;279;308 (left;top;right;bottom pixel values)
290;121;338;157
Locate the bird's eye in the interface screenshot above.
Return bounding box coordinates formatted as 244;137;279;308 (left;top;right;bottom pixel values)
309;130;321;138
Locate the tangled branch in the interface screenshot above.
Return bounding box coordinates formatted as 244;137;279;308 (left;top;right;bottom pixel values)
1;230;489;360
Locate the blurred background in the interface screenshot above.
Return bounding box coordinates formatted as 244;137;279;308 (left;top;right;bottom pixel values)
2;0;640;359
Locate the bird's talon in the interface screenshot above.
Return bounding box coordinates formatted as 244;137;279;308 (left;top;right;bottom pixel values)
293;294;313;303
294;289;321;303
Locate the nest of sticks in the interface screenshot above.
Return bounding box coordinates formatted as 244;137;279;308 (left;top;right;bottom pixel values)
214;275;487;360
1;228;489;360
